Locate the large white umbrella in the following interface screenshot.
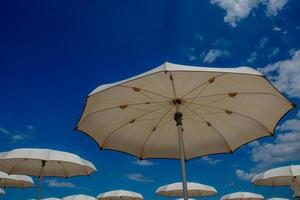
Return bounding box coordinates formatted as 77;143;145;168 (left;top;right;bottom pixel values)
76;62;294;200
63;194;96;200
0;148;96;200
97;190;143;200
221;192;264;200
0;188;5;195
155;182;217;197
0;171;34;188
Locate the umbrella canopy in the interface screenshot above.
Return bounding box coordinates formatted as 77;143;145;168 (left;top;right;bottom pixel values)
97;190;143;200
76;62;294;200
0;188;5;195
267;198;289;200
221;192;264;200
0;148;96;200
155;182;217;197
63;194;96;200
252;165;300;186
0;171;34;188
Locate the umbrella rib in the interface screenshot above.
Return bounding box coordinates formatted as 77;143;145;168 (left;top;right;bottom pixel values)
189;102;272;134
139;105;174;159
77;101;169;127
119;85;172;100
185;92;286;101
60;162;69;178
184;95;228;115
101;104;172;148
169;72;177;98
180;73;225;98
182;82;211;113
183;104;233;152
8;160;25;175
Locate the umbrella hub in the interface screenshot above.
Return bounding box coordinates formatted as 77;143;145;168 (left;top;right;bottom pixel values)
173;99;183;126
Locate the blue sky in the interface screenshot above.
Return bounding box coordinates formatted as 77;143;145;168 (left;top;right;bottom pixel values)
0;0;300;199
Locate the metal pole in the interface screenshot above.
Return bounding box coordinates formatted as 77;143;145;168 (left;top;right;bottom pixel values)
37;160;46;200
174;99;188;200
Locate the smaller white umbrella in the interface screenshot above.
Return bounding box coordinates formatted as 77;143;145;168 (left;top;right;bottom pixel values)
252;165;300;187
221;192;264;200
0;148;96;200
176;198;196;200
267;198;289;200
155;182;217;197
63;194;96;200
97;190;143;200
0;188;5;195
0;171;34;188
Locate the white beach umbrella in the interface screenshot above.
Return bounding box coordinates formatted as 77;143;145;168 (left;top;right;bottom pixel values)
76;62;294;200
267;198;289;200
63;194;96;200
155;182;217;197
0;148;96;200
0;188;5;195
97;190;143;200
0;171;34;188
221;192;264;200
252;165;300;187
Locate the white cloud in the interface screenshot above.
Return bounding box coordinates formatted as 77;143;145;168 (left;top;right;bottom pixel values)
0;128;10;135
258;49;300;98
265;0;288;16
199;156;221;165
210;0;261;27
211;0;289;27
273;26;282;32
125;173;153;183
268;47;280;59
258;37;268;49
26;125;35;131
250;111;300;171
203;49;230;63
45;179;76;188
236;169;255;181
132;159;155;166
11;134;25;143
247;52;258;63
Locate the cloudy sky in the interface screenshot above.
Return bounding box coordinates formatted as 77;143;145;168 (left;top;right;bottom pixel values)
0;0;300;199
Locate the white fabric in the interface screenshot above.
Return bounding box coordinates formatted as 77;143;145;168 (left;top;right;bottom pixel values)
252;165;300;186
63;194;96;200
0;188;5;195
0;148;96;177
0;171;34;188
221;192;264;200
155;182;217;197
77;62;293;160
97;190;143;200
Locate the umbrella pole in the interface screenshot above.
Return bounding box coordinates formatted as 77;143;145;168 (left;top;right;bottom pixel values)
37;160;46;200
175;100;188;200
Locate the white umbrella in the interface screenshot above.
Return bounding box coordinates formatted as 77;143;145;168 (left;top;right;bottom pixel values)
63;194;96;200
76;62;294;200
267;198;289;200
221;192;264;200
155;182;217;197
0;171;34;188
252;165;300;198
252;165;300;187
97;190;143;200
0;188;5;195
0;148;96;200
